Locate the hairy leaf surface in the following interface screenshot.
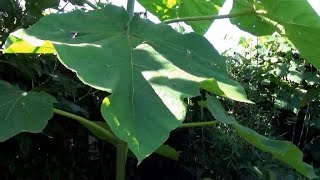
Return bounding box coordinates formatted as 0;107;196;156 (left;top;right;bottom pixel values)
0;80;56;141
3;5;249;161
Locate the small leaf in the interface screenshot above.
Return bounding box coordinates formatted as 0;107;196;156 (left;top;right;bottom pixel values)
206;96;319;179
287;70;303;84
0;80;56;141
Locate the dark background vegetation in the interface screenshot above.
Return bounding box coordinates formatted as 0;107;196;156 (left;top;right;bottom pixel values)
1;0;319;179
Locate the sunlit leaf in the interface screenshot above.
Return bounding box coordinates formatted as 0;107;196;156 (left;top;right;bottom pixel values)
138;0;225;34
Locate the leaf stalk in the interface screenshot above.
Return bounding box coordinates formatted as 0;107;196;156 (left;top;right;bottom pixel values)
127;0;135;18
163;9;256;24
179;120;219;128
116;142;128;180
84;0;98;9
53;108;119;144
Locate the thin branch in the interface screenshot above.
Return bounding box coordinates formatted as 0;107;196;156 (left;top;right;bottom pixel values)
163;9;256;24
74;89;99;103
127;0;135;18
53;108;119;144
84;0;98;9
179;120;219;128
57;1;69;13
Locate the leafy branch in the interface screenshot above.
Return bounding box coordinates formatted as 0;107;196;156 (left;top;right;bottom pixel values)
163;9;256;24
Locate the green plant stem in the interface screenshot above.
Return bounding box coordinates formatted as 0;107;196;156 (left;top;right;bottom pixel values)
163;9;256;24
53;108;220;178
53;108;118;144
127;0;135;18
84;0;98;9
116;142;128;180
54;107;219;131
179;120;219;128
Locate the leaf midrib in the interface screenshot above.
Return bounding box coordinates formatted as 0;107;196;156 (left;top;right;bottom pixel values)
126;18;136;123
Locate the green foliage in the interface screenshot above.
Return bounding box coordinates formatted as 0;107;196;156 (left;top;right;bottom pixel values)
0;80;56;141
206;96;318;179
1;0;320;179
24;0;60;24
225;34;320;178
3;5;249;162
231;0;320;69
227;34;320;115
138;0;225;34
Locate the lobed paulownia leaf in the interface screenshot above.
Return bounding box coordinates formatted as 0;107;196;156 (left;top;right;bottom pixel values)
3;5;250;162
0;80;56;141
231;0;320;70
206;96;319;179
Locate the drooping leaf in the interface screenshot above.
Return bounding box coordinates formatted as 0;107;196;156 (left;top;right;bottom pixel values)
206;96;319;179
230;0;320;69
3;5;250;162
138;0;225;34
0;80;56;141
154;144;180;161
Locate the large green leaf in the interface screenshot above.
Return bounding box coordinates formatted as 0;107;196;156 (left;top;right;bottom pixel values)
138;0;225;34
206;96;319;179
3;5;250;161
0;80;56;141
230;0;320;69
